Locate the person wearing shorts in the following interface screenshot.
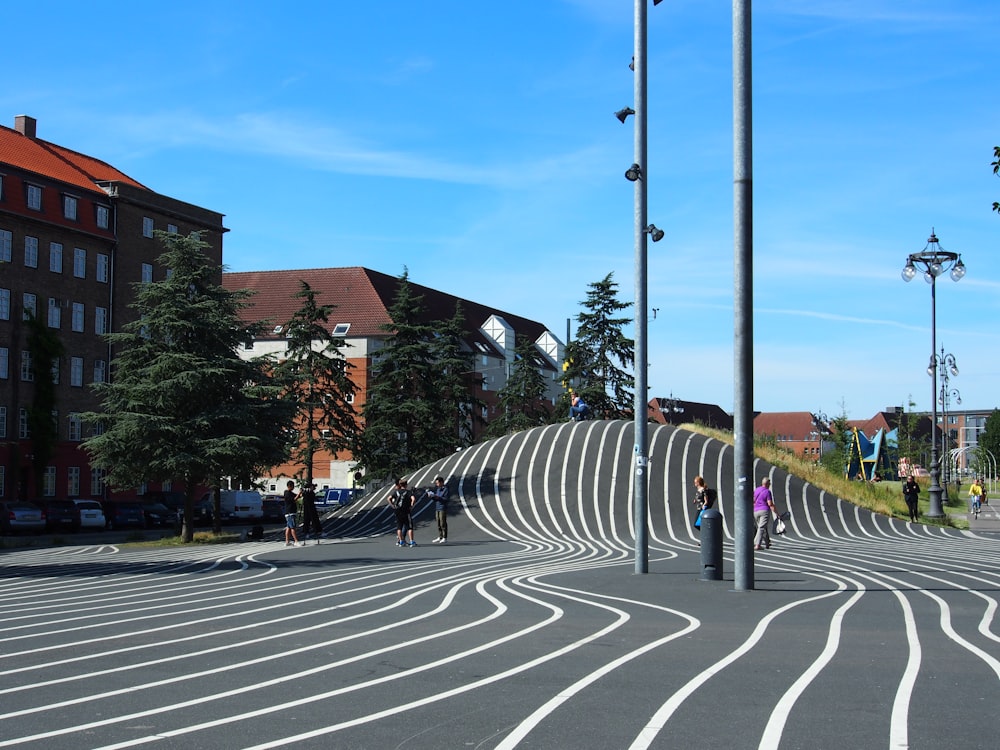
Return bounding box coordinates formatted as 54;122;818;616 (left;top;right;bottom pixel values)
282;480;303;547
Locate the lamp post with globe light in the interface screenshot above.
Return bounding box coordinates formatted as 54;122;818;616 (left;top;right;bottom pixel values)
901;230;966;518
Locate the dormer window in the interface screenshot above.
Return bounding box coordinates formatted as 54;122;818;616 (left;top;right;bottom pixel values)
26;184;42;211
63;195;78;220
96;205;110;229
272;325;284;335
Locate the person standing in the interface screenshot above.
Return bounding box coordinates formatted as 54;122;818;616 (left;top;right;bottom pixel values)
752;477;779;551
387;478;417;547
282;480;304;547
692;475;715;530
429;476;450;543
902;475;920;523
300;483;322;543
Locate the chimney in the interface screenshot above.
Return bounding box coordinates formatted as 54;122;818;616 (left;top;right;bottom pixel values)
14;115;37;139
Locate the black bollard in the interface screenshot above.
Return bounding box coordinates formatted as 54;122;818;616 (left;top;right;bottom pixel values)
699;508;723;581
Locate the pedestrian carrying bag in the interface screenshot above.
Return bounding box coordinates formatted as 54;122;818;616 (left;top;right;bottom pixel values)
773;517;787;535
694;508;705;529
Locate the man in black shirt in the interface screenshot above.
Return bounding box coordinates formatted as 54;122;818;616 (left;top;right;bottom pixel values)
387;478;417;547
282;480;304;547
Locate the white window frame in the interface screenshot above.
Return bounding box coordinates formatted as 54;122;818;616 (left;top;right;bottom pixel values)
26;184;42;211
167;223;178;234
63;195;78;220
43;466;56;497
96;204;110;229
141;263;153;283
97;253;109;282
73;247;86;278
19;408;29;439
71;302;84;332
91;468;106;497
67;467;81;497
24;236;38;268
70;356;84;387
0;406;5;438
47;298;61;328
0;347;7;379
93;359;106;383
142;216;154;238
49;242;63;273
68;414;82;441
0;229;12;262
21;350;33;381
95;306;107;335
0;288;9;320
23;293;37;320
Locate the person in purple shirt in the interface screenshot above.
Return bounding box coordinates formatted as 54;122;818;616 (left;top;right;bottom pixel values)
752;477;780;550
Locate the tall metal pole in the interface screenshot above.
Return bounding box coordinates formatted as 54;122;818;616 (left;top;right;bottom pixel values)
633;0;649;574
927;279;944;517
732;0;754;589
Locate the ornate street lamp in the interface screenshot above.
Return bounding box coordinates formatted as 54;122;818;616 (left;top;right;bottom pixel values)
902;230;966;518
936;350;961;488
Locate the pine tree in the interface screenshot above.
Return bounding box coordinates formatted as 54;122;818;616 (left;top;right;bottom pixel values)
560;273;634;419
486;336;551;437
82;231;293;541
272;281;358;488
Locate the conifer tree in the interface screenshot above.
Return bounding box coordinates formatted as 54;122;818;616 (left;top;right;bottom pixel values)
559;273;634;420
486;336;551;437
272;281;358;488
82;232;293;541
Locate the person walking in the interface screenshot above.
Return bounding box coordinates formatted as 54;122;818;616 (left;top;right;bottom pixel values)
692;475;715;530
282;480;304;547
429;476;450;543
752;477;780;551
387;478;417;547
902;475;920;523
300;483;323;543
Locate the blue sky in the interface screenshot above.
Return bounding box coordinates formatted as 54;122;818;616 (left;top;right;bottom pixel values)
6;1;998;420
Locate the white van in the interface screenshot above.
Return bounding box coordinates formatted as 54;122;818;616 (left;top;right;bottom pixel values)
201;490;263;522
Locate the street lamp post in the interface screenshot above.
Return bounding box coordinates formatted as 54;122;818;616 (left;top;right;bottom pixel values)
660;393;684;425
901;230;966;518
936;352;961;490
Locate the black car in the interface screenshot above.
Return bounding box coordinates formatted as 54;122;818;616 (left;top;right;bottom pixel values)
146;492;213;526
140;502;174;528
102;501;146;530
38;499;79;532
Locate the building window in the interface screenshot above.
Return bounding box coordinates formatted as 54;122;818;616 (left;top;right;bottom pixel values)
43;467;56;497
24;236;38;268
19;408;29;439
332;323;351;336
73;247;86;278
91;468;106;497
95;307;107;335
142;216;154;238
0;347;7;379
71;302;84;332
0;406;5;438
67;467;81;497
23;293;37;320
70;356;84;387
0;229;11;262
93;359;106;383
97;253;109;282
141;263;153;283
47;298;61;328
63;195;78;220
69;414;82;441
49;242;63;273
96;205;110;229
0;288;9;320
167;223;178;234
51;359;59;385
20;350;33;382
26;184;42;211
0;466;4;497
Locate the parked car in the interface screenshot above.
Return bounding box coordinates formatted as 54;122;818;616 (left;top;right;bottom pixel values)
202;490;263;523
261;498;285;523
102;501;146;530
73;499;107;530
320;488;356;506
140;501;174;528
161;496;214;526
38;499;79;532
0;501;47;534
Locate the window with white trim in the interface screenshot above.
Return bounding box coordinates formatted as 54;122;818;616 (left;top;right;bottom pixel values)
68;414;82;441
71;302;84;332
43;466;56;497
0;229;12;262
18;408;29;439
96;253;109;282
0;288;9;320
67;467;80;497
21;350;33;381
0;347;7;379
73;247;86;278
93;359;106;383
26;184;42;211
70;356;83;387
49;242;63;273
47;298;61;328
24;236;38;268
23;293;37;320
63;195;78;220
142;216;154;237
91;468;106;497
141;263;153;283
167;223;177;234
96;204;110;229
95;307;107;335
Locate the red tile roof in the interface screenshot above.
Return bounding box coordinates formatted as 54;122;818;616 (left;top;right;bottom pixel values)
754;411;820;440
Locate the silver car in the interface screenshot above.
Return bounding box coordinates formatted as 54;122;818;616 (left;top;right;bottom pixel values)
0;501;46;534
72;499;107;530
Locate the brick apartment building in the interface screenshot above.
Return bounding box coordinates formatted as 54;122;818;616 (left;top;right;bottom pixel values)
0;114;226;502
223;268;566;493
